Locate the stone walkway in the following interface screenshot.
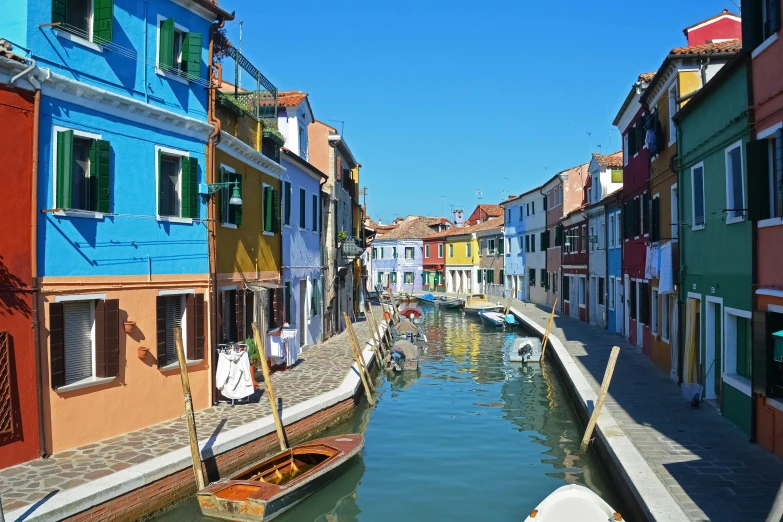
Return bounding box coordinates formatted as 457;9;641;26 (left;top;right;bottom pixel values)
509;298;783;522
0;312;381;514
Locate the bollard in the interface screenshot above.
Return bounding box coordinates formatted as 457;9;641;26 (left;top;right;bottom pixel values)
580;346;620;454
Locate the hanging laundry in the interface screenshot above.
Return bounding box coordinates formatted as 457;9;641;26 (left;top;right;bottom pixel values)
216;348;255;400
646;128;655;152
644;245;659;279
654;119;665;155
658;241;674;294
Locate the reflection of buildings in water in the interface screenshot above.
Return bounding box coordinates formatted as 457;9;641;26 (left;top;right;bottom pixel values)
499;365;602;493
388;369;420;392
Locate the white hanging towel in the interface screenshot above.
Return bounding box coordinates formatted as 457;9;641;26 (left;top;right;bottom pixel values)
217;350;255;400
658;242;674;294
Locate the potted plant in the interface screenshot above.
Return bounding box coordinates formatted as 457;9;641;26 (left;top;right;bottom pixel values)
123;321;136;334
337;230;347;247
137;346;149;359
245;337;261;388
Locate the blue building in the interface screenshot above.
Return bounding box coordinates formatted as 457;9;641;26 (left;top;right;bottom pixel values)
277;91;326;349
502;189;533;301
0;0;234;453
606;191;624;336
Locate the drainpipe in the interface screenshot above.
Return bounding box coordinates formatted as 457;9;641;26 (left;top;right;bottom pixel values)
143;0;148;104
207;18;225;404
12;60;47;458
746;53;758;444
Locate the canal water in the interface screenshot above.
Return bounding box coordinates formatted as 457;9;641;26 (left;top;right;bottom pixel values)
152;306;621;521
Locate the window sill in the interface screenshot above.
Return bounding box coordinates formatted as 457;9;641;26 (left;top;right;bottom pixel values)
723;374;752;397
692;225;705;231
56;375;116;393
263;231;275;236
158;216;193;224
222;223;238;229
54;210;105;220
752;32;779;59
579;304;586;308
159;359;203;371
767;397;783;414
661;336;670;344
156;68;189;86
54;28;103;52
759;217;783;229
725;216;746;225
284;224;292;229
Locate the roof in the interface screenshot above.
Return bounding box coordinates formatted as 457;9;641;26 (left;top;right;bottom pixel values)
427;217;503;239
277;91;309;108
373;217;440;241
500;185;543;205
682;9;740;34
638;72;656;82
592;151;623;169
188;0;234;20
473;204;503;218
669;39;742;55
612;73;655;126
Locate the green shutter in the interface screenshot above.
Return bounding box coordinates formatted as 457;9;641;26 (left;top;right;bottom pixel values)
477;270;482;283
89;139;111;213
181;31;202;80
652;197;660;242
772;0;782;34
747;140;771;222
273;189;281;233
742;0;762;51
312;194;318;231
52;0;67;24
181;157;199;219
56;130;74;209
284;181;291;226
264;186;273;232
159;18;175;69
93;0;113;43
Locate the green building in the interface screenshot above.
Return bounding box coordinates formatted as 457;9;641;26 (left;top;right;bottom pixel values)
675;55;752;434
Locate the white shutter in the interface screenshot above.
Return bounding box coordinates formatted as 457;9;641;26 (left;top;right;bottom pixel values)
165;296;184;363
64;301;93;385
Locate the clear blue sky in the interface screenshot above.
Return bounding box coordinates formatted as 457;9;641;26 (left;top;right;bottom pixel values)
221;0;733;223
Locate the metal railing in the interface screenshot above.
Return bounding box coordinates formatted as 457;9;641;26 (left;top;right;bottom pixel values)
220;47;277;124
339;236;365;265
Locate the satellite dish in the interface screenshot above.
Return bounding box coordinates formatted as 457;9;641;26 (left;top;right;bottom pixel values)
476;189;483;199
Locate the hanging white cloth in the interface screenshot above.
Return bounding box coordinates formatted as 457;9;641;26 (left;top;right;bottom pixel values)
658;241;674;294
216;350;255;400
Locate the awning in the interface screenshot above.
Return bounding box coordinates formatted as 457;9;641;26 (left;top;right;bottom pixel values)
246;282;284;292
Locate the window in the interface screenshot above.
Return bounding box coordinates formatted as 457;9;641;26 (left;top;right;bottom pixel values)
219;168;242;226
487;239;495;255
283;181;291;226
392;247;398;259
761;0;781;43
651;195;660;242
661;294;670;342
769;131;783;219
299;188;306;228
518;236;524;251
532;201;535;214
466;243;472;258
630;282;637;320
540;269;546;288
162;295;185;363
530;234;535;252
404;272;414;284
725;310;753;383
526;203;530;216
506;208;511;223
310;279;322;316
298;125;307;158
54;129;111;213
616;211;622;245
562;275;570;301
525;235;530;252
581;225;586;252
725;142;745;222
668;84;678;145
748;130;783;222
478;270;483;284
589;226;595;251
642;192;650;236
54;300;94;386
449;244;454;258
579;277;586;307
540;230;549;250
609;215;615;247
529;269;536;286
158;18;202;80
651;289;659;335
519;206;523;220
390;272;397;284
425;244;430;258
312;194;318;231
377;271;382;284
609;277;615;310
598;277;605;306
262;184;281;233
670;185;678;239
691;164;705;229
52;0;113;44
623;133;629;165
405;247;415;259
438;243;444;258
506;238;511;253
372;248;377;259
639;282;649;325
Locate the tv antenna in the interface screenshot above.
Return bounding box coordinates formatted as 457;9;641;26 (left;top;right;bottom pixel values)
586;131;593;154
327;119;345;136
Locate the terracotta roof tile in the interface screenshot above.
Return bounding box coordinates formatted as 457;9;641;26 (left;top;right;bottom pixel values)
592;151;623;169
638;72;656;82
277;91;308;108
670;39;741;55
374;217;440;240
476;204;503;217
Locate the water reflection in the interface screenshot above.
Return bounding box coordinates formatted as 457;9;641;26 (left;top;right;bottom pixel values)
152;306;620;522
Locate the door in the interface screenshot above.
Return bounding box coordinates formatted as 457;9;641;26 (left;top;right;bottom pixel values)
300;280;308;347
704;300;721;401
590;276;597;325
624;275;630;340
670;296;679;381
636;281;643;349
570;276;579;319
615;280;624;335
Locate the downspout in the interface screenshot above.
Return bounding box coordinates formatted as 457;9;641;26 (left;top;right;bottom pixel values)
676;117;685;387
745;53;758;444
207;18;225;404
143;0;148;103
13;60;47;457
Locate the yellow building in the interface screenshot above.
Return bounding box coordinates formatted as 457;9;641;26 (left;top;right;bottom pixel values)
444;217;504;293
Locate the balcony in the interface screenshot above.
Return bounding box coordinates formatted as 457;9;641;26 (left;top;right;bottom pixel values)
339;236;365;265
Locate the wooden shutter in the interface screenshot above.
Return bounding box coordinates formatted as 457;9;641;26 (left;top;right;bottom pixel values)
753;311;771;395
50;303;65;389
312;194;318;231
771;0;781;35
477;270;482;283
628;127;636;155
652;197;660;242
181;157;198;219
182;31;202;80
777;130;783;218
216;289;224;344
635;119;645;153
273;189;281;233
185;294;196;359
94;299;119;378
742;0;762;51
195;293;205;360
299;189;306;228
336;157;342;181
747;140;771;221
284;181;291;226
642;193;650;235
52;0;67;24
156;295;167;367
235;289;245;342
89;139;111;213
264;186;273;232
159;18;175;69
56;130;74;209
93;0;113;43
157;149;164;216
285;282;292;323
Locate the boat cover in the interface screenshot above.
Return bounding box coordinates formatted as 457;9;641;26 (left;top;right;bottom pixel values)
396;320;420;335
392;339;420;360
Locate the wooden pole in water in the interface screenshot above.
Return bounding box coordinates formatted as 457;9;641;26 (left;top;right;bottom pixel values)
344;312;375;390
252;320;287;451
367;304;385;352
342;312;375;404
386;284;402;323
580;346;620;454
365;307;385;360
539;298;558;361
503;292;513;315
174;327;205;490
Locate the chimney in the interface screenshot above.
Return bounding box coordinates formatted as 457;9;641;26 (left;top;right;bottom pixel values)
453;209;465;228
508;195;517;200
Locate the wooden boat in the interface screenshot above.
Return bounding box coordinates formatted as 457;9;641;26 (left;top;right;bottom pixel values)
463;302;503;315
436;296;464;309
385;339;420;371
524;484;624;521
398;292;417;302
509;337;542;363
399;307;423;320
478;309;518;326
392;319;428;344
197;435;364;521
417;293;437;305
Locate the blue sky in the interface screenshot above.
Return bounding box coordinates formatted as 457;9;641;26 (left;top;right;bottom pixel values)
221;0;733;223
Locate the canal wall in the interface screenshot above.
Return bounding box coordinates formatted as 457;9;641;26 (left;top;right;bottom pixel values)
4;321;386;522
509;306;689;522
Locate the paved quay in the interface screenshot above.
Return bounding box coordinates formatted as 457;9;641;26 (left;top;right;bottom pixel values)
0;311;383;517
439;292;783;522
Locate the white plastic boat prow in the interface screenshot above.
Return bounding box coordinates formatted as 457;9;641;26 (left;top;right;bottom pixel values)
523;484;623;521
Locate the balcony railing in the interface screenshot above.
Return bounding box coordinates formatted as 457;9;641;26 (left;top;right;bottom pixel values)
339;236;365;265
218;47;277;125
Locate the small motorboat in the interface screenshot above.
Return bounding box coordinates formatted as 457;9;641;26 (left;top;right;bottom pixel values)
478;309;518;326
399;307;423;321
385;339;420;371
398;292;417;302
509;337;542;363
393;319;428;344
197;435;364;521
524;484;625;521
417;293;437;304
436;296;464;309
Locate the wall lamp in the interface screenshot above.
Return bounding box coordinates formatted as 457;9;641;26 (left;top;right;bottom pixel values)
199;182;242;206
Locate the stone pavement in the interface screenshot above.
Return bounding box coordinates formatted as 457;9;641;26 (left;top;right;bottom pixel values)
0;311;381;515
509;298;783;522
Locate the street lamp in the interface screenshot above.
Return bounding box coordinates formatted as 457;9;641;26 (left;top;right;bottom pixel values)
202;181;242;206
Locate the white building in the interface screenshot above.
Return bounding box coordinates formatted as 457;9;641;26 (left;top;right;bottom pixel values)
521;188;547;306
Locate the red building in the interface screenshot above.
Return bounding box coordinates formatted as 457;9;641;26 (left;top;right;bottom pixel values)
466;204;503;225
422;226;450;291
0;79;41;468
682;9;741;46
614;73;654;357
561;208;589;323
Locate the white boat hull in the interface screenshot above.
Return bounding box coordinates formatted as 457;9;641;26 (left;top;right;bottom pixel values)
523;484;623;522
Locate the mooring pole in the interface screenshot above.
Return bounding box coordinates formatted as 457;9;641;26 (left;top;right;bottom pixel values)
363;309;384;363
580;346;620;454
539;298;558;361
252;320;287;451
174;327;206;490
342;312;375;404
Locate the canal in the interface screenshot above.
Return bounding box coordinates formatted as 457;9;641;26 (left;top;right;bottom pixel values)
152;305;621;521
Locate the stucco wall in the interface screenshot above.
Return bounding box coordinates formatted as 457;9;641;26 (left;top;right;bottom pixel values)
752;1;783;137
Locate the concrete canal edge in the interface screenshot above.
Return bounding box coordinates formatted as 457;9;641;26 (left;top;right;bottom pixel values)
509;307;689;522
6;322;388;522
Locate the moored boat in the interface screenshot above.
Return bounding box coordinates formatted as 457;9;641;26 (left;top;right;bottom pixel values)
509;337;542;363
523;484;624;521
197;435;364;521
478;309;518;326
436;296;464;309
385;339;420;371
399;307;423;320
417;293;437;304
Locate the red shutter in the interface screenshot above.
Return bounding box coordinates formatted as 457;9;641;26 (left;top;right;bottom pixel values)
186;294;196;360
50;303;65;389
156;295;167;367
336;157;342;181
195;293;205;360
